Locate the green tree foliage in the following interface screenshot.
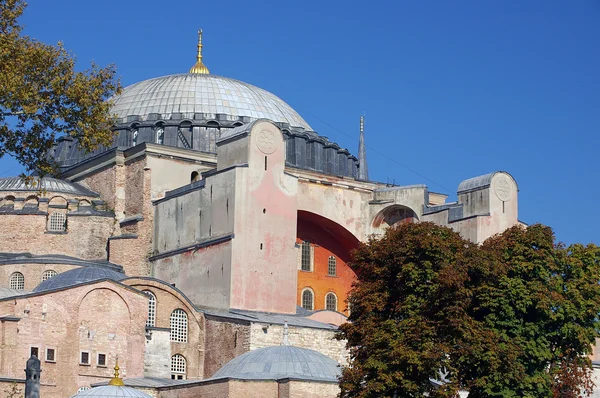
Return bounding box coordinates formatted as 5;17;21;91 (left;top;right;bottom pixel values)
0;0;121;177
339;222;600;398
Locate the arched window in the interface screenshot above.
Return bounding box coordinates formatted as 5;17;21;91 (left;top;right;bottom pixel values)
132;129;138;146
191;171;200;183
326;293;338;311
156;127;165;145
76;387;90;393
41;270;57;282
301;288;314;310
10;272;24;290
144;290;156;327
170;309;188;343
301;241;311;271
327;256;336;276
171;354;187;380
48;212;66;232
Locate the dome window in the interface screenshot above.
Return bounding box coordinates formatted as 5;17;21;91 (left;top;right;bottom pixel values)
171;354;187;380
170;309;188;343
301;288;314;310
9;272;24;290
156;127;164;145
41;270;57;282
326;292;338;312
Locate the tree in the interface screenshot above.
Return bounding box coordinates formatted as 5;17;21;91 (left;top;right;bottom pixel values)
463;225;600;397
0;0;121;177
338;223;600;398
338;222;474;397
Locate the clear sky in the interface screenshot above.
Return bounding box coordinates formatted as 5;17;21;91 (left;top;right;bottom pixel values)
2;0;598;245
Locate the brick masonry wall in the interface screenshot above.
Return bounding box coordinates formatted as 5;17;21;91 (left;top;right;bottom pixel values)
249;323;348;366
0;214;113;260
124;279;205;380
203;317;251;378
0;280;147;398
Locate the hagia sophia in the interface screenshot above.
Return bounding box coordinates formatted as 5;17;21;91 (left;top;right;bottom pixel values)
0;31;524;397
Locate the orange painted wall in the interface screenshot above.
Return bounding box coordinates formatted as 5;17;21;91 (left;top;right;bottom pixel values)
296;216;357;315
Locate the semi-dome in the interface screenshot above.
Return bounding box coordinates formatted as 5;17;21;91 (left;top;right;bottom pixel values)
111;74;311;130
34;266;125;292
210;345;341;382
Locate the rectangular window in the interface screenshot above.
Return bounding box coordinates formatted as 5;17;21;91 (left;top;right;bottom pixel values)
30;347;39;358
46;348;56;362
301;241;311;271
80;351;90;365
97;353;106;367
48;212;67;232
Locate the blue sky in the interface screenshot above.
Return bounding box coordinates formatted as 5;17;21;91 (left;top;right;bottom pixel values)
2;0;598;244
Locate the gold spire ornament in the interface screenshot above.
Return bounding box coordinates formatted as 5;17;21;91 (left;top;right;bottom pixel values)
108;360;125;387
189;29;210;74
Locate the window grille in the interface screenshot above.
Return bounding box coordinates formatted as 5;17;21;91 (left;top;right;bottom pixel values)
301;241;311;271
48;212;66;232
77;387;90;393
42;270;57;282
144;290;156;327
328;256;336;276
10;272;24;290
170;309;188;343
301;289;314;310
171;354;187;380
156;128;164;145
326;293;338;311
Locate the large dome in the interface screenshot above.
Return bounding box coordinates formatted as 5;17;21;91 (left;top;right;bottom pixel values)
111;74;312;130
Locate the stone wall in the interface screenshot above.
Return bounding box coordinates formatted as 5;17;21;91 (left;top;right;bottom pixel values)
282;380;340;398
249;323;348;366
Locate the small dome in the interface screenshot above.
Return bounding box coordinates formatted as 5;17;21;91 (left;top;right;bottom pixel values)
110;74;311;130
0;176;98;197
210;345;341;382
33;267;125;293
71;385;152;398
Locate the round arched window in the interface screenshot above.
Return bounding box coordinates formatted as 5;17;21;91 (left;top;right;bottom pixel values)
41;270;57;282
301;288;314;310
170;309;188;343
326;292;338;312
171;354;187;380
144;291;156;327
10;272;24;290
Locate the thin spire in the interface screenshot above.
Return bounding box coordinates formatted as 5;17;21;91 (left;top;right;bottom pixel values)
281;321;290;346
189;29;210;74
108;359;125;387
358;114;369;180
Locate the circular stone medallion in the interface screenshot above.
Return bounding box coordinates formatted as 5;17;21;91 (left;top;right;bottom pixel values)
256;129;277;154
494;175;512;201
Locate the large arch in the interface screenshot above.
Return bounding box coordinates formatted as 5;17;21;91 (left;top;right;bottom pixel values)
297;210;360;263
372;204;418;230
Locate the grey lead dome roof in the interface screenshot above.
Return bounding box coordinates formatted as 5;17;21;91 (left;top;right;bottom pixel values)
34;267;125;292
0;176;98;197
111;74;312;130
72;385;152;398
210;345;341;382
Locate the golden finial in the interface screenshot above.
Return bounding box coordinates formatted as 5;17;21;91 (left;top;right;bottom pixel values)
189;29;210;74
108;359;125;387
